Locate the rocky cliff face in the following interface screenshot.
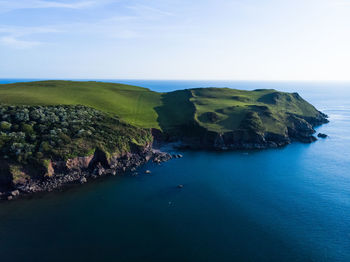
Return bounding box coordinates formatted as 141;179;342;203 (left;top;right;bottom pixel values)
0;142;172;201
165;111;329;150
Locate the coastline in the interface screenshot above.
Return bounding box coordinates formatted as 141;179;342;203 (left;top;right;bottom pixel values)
0;111;328;202
0;81;329;202
0;144;176;201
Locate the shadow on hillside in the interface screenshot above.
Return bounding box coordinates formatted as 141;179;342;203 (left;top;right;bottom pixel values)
154;90;203;136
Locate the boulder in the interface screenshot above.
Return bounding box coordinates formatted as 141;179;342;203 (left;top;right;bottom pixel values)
145;170;151;174
80;177;87;184
145;154;152;161
318;133;328;138
11;190;20;197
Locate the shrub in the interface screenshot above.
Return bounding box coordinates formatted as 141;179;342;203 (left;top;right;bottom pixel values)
21;123;34;135
10;164;30;184
36;152;44;159
0;121;11;131
59;133;71;143
40;141;52;152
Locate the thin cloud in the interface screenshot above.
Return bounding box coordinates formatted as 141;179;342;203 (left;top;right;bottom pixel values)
0;25;60;49
0;25;60;35
127;4;174;19
0;1;180;48
0;0;112;12
0;36;41;49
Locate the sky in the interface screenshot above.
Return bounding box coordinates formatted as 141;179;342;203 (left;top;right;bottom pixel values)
0;0;350;80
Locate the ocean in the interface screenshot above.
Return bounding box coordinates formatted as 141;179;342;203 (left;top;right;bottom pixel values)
0;79;350;262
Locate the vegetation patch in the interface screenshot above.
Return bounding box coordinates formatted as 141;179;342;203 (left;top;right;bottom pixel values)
0;81;161;128
0;105;152;180
9;165;30;185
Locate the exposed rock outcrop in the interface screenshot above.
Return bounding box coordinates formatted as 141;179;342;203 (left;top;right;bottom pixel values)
318;133;328;138
0;145;173;201
162;112;329;150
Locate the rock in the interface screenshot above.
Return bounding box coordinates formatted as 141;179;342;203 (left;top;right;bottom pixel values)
66;155;94;171
177;184;184;188
0;146;162;199
145;170;151;174
45;160;55;177
11;190;20;197
318;133;328;138
177;154;183;158
131;167;137;172
153;151;172;163
94;167;105;176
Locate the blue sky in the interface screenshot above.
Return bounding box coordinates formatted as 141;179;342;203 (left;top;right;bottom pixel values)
0;0;349;80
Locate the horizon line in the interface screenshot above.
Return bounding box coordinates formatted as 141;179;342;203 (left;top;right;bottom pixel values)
1;78;350;83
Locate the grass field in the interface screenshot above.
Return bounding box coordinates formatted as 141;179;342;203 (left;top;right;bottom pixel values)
189;88;319;134
0;81;161;128
0;80;321;135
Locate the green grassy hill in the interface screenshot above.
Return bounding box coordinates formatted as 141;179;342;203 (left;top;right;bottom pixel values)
189;88;320;135
0;81;161;128
0;80;326;138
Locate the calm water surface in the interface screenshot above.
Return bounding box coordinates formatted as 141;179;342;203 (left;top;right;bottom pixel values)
0;80;350;262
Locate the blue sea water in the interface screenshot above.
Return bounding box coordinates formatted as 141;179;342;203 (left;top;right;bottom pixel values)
0;79;350;262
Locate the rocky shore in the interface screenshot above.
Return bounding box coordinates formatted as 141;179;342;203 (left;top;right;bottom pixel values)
0;146;177;201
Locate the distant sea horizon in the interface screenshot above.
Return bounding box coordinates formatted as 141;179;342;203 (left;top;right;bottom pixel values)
1;78;350;96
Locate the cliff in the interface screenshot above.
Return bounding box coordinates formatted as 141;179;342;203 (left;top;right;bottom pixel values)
154;88;329;149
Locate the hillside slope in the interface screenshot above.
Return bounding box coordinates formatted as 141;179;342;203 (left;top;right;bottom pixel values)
191;88;321;134
0;80;328;149
0;80;161;128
